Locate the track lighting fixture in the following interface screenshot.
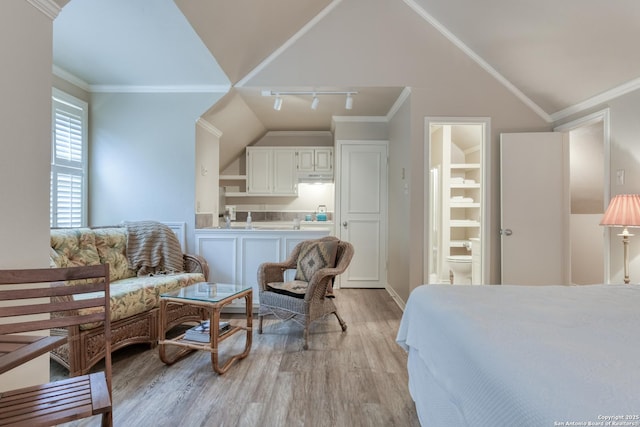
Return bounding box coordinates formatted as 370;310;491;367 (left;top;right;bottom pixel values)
273;95;283;111
263;90;357;111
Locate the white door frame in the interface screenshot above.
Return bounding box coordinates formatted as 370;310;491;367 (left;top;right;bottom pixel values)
554;108;611;283
423;117;491;284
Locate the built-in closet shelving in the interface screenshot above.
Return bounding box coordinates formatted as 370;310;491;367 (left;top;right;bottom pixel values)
448;161;481;253
429;122;484;285
442;132;481;257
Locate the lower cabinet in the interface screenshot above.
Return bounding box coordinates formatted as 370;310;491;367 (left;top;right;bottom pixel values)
194;229;330;307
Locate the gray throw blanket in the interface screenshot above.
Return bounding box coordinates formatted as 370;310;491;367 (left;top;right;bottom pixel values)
125;221;184;276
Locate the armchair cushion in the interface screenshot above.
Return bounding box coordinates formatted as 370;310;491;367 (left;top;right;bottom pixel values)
294;240;339;282
266;280;308;299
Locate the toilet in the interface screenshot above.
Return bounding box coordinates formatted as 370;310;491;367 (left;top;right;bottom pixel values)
447;255;472;285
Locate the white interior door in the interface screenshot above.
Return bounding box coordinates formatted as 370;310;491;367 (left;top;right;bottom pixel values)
500;132;570;285
337;142;388;288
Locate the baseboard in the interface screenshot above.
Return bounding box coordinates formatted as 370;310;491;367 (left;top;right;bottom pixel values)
385;285;406;311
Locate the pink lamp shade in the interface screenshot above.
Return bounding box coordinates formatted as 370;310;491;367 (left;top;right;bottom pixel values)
600;194;640;227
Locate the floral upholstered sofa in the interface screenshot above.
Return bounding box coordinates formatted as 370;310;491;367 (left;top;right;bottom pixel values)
49;223;209;376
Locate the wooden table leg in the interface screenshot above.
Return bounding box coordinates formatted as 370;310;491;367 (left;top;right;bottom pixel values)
158;299;196;365
211;291;253;374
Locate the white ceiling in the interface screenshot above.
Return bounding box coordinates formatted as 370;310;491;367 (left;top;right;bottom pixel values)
53;0;640;128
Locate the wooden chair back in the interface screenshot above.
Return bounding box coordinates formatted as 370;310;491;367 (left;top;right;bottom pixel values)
0;264;113;426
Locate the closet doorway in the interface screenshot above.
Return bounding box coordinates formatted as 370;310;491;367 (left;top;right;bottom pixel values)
424;118;490;285
555;109;610;284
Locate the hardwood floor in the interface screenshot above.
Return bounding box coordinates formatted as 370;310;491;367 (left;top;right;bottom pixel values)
55;289;419;427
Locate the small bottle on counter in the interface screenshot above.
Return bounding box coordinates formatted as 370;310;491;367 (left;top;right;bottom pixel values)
246;211;252;229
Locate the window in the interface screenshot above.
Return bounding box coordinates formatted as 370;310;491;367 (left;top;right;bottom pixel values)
51;89;88;228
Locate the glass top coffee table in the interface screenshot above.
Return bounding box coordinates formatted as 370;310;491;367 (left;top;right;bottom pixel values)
158;282;252;374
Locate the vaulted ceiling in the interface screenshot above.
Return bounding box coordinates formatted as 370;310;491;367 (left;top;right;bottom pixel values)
52;0;640;168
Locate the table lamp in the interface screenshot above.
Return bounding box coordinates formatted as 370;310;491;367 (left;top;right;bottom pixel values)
600;194;640;284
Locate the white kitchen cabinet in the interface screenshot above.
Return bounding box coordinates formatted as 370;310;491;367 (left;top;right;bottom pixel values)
246;147;297;196
194;228;330;308
272;149;297;194
296;148;333;173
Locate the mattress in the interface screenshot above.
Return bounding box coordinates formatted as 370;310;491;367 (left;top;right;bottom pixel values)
396;284;640;427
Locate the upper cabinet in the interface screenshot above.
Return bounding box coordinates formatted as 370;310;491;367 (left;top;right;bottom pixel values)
244;146;334;196
246;147;297;196
296;148;333;173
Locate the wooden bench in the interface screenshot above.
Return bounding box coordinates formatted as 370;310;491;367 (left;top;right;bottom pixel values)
0;265;113;426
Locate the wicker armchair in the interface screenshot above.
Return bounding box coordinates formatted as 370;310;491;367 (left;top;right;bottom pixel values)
257;236;354;350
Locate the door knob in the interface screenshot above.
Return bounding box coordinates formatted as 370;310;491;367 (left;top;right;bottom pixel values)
342;221;348;228
501;228;513;236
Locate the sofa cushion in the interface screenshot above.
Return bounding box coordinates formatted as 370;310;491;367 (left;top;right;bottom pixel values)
75;272;205;329
50;228;101;268
93;227;136;282
294;240;339;282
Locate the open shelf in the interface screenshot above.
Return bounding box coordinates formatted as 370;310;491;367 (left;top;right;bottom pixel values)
220;175;247;181
450;163;480;170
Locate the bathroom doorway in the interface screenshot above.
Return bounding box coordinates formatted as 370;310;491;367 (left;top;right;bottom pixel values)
424;118;490;285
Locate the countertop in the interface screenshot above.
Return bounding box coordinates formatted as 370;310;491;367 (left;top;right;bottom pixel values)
201;221;334;231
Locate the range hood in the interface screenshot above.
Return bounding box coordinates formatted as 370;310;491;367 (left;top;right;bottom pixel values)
297;171;333;183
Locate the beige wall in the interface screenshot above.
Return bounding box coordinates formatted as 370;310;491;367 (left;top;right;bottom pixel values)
387;95;412;303
195;119;221;227
0;0;56;391
332;119;389;141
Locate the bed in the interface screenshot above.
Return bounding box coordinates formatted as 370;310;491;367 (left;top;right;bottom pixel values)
396;284;640;426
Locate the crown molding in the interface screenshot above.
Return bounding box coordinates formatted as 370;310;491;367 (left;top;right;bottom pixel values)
236;0;343;87
26;0;60;20
196;118;223;138
403;0;552;124
90;84;231;94
53;65;230;94
550;77;640;123
53;65;91;91
386;87;412;120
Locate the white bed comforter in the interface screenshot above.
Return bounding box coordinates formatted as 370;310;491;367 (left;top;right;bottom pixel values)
396;284;640;427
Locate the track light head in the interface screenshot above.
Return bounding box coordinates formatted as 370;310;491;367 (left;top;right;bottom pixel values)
263;89;358;112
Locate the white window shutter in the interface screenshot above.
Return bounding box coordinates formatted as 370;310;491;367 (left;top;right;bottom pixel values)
51;89;87;228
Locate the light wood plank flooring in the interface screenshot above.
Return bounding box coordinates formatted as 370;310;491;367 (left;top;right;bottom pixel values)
54;289;419;427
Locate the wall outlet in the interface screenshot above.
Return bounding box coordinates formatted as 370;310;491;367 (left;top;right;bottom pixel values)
617;169;625;185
